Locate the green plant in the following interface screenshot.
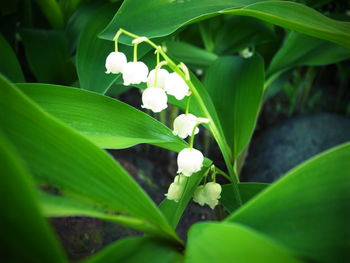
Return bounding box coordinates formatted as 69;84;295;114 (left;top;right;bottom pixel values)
1;0;350;262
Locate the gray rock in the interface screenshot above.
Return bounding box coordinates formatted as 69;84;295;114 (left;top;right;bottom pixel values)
241;113;350;183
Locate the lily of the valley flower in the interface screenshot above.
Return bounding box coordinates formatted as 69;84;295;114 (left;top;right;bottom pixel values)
164;72;190;100
177;148;204;177
204;182;222;200
173;114;199;139
141;87;168;113
193;182;222;209
122;61;149;85
147;68;169;89
193;185;206;206
105;52;127;74
165;175;186;202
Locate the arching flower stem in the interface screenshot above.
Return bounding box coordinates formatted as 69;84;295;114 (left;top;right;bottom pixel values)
114;28;242;206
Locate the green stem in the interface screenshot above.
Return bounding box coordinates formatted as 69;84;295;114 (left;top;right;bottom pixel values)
185;96;192;115
189;123;201;150
133;43;138;62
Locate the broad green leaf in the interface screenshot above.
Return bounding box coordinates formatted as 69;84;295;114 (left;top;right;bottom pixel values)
0;34;24;82
99;0;264;42
227;143;350;263
0;76;177;241
222;1;350;50
267;31;350;77
165;41;218;67
77;4;152;94
185;222;303;263
204;55;264;160
211;16;276;54
100;0;350;50
66;0;105;52
38;192;168;236
18;83;187;152
21;29;76;84
0;132;67;263
83;236;183;263
159;159;212;228
76;4;120;93
220;182;269;213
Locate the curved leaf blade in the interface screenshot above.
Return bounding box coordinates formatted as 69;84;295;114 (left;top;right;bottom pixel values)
0;34;25;82
223;1;350;49
18;83;187;152
185;222;303;263
268;31;350;77
0;76;177;241
226;143;350;263
83;236;183;263
0;132;67;263
99;0;264;42
204;55;264;160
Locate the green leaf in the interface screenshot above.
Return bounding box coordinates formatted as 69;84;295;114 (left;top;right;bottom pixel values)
185;222;303;263
83;236;183;263
220;182;269;213
76;4;120;93
21;29;76;84
0;34;24;82
0;132;67;263
159;159;212;228
100;0;350;50
66;0;104;52
204;55;264;160
267;31;350;77
0;76;177;241
99;0;264;42
222;1;350;50
211;16;276;54
226;143;350;263
38;192;169;236
165;41;218;67
18;83;187;152
77;4;152;94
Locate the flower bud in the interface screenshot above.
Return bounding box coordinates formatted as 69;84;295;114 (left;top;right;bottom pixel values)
204;182;222;200
173;114;199;139
105;52;127;74
141;87;168;113
147;68;169;89
177;148;204;177
164;72;190;100
122;61;149;85
193;185;206;206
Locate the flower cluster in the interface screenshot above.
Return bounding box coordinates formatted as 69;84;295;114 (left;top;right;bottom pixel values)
105;39;190;113
105;29;221;209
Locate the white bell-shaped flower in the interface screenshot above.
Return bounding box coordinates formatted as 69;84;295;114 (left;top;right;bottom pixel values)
173;114;199;139
147;68;169;89
165;175;186;202
164;72;190;100
204;182;222;201
193;185;206;206
141;87;168;113
177;148;204;177
122;61;149;85
105;52;127;74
